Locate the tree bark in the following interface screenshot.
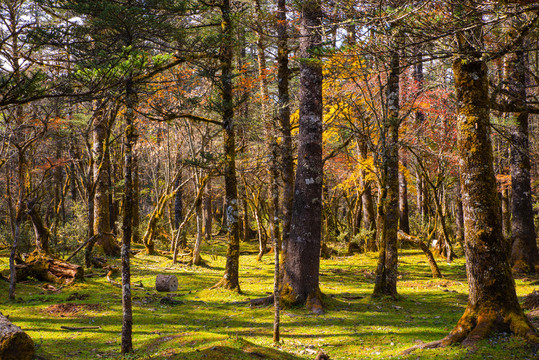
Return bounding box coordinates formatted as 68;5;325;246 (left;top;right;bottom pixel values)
203;180;213;240
455;176;465;246
0;312;35;360
132;153;140;244
359;146;376;252
501;187;511;240
120;78;136;355
436;47;536;346
212;0;240;292
281;0;324;314
92;103;119;256
505;36;539;272
277;0;293;262
155;274;178;292
398;158;410;234
26;199;50;254
397;231;441;278
373;42;400;299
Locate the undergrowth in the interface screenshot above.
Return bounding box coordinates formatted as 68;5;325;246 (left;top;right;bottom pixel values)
0;238;537;359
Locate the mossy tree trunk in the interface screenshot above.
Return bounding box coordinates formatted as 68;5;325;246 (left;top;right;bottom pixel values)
213;0;240;292
433;39;536;345
281;0;324;314
372;42;400;299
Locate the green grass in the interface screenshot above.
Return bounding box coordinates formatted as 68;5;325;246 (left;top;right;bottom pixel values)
1;239;538;359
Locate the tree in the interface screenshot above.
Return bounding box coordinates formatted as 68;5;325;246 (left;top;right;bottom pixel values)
372;31;401;299
408;1;537;348
212;0;241;292
503;12;539;273
281;0;324;314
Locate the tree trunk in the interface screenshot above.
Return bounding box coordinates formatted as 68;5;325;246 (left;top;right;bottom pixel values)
501;187;511;240
93;103;119;256
358;143;376;251
373;42;400;299
132;153;140;244
505;38;539;273
120;78;135;355
281;0;323;314
85;164;96;268
212;0;240;292
0;312;35;360
203;180;213;240
397;231;441;278
455;176;465;246
27;199;50;254
277;0;293;262
436;49;535;346
399;158;410;234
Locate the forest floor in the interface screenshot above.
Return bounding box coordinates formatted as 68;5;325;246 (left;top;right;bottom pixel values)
1;237;538;360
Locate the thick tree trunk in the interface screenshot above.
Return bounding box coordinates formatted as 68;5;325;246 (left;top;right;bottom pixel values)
373;44;400;299
0;312;35;360
436;53;536;346
281;0;323;314
213;0;240;292
505;42;539;272
277;0;293;262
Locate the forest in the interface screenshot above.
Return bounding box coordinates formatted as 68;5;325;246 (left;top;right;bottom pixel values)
1;0;539;359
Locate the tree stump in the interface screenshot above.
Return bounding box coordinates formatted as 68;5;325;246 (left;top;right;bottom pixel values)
0;312;35;360
155;274;178;292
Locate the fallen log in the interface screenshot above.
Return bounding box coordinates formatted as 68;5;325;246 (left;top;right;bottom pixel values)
156;274;178;292
60;326;101;331
15;253;83;285
397;230;442;278
0;312;35;360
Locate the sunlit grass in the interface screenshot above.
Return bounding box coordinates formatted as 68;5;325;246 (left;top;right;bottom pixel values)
0;238;537;359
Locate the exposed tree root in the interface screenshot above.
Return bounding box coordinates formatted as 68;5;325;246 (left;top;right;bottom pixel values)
306;290;325;315
523;290;539;310
402;305;538;355
314;350;330;360
210;277;241;293
512;259;534;274
250;294;274;307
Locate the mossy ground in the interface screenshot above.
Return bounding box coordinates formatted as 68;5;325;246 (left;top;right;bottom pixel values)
1;239;537;359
